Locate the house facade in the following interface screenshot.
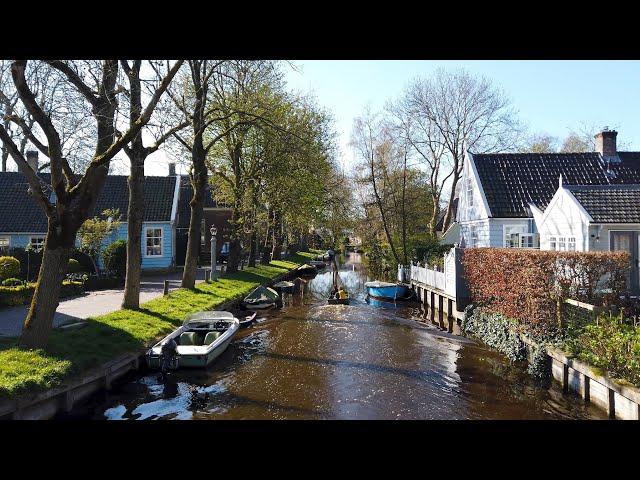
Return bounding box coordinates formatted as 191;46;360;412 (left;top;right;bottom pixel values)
0;157;232;272
445;128;640;293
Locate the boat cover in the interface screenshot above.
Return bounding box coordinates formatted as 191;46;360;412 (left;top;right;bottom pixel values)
244;286;280;304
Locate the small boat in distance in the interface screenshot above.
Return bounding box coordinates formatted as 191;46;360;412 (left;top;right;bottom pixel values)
146;311;240;370
296;264;318;277
365;281;413;301
273;280;296;294
328;293;350;305
241;285;281;310
309;260;327;269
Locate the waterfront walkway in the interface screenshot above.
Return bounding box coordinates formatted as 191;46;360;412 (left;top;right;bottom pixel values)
0;269;207;338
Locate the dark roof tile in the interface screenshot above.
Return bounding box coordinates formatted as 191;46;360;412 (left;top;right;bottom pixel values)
472;152;640;217
0;172;177;233
566;184;640;223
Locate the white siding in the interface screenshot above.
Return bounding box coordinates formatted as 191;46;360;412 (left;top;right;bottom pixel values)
590;224;640;252
457;154;489;223
537;188;590;251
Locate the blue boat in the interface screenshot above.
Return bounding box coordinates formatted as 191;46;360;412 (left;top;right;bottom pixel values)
364;281;412;301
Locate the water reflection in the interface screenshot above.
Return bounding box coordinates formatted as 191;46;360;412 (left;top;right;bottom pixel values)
65;253;607;420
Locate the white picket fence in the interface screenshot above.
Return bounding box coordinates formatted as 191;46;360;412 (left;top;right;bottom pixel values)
403;247;459;298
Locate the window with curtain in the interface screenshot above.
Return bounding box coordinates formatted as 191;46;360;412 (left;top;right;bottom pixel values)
146;228;163;256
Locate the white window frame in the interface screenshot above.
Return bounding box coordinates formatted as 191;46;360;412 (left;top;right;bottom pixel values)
0;236;10;254
567;236;576;251
558;236;566;251
469;225;478;247
519;233;536;249
503;224;527;248
29;236;45;251
145;227;163;257
549;236;557;250
466;174;474;207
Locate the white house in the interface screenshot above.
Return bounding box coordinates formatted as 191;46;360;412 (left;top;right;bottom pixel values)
443;128;640;293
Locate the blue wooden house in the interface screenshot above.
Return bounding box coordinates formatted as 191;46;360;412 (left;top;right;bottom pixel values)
0;162;231;273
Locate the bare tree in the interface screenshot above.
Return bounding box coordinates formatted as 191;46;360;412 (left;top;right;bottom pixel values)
393;68;523;234
524;133;559;153
351;109;401;263
166;60;234;289
119;60;187;309
0;60;181;348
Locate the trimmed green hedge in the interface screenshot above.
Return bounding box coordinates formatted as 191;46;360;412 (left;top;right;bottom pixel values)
0;256;20;281
0;281;85;307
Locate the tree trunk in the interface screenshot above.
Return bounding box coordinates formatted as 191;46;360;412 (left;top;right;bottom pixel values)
122;152;144;309
182;168;205;288
248;230;257;267
441;169;460;233
19;222;73;349
271;209;282;261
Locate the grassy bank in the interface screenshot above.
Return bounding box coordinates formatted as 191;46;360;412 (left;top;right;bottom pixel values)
0;251;317;398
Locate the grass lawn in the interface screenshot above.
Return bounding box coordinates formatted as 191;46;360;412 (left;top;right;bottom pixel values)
0;251;316;399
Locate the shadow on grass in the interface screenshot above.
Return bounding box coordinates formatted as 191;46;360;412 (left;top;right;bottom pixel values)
0;256;310;398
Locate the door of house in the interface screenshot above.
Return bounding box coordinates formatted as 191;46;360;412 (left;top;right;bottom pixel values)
175;228;189;266
610;231;639;294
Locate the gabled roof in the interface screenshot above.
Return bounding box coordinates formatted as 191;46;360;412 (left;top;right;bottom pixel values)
176;175;229;229
472;152;640;218
565;184;640;223
0;172;177;233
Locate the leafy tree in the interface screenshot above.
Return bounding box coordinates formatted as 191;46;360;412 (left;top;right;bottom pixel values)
0;60;180;348
77;209;121;277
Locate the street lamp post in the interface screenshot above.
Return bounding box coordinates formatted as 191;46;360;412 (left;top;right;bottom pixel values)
210;225;218;281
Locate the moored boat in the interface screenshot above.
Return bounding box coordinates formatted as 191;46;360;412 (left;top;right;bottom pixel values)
309;260;327;269
146;311;240;370
364;281;412;301
241;285;282;310
226;308;258;328
296;263;318;277
273;280;296;294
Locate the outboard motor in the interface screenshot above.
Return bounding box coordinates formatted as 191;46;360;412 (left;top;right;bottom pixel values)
160;338;178;376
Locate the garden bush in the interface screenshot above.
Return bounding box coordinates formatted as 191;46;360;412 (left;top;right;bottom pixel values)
0;256;20;281
67;258;83;273
564;312;640;387
462;248;628;336
102;240;127;278
7;247;42;280
1;278;23;287
0;281;84;307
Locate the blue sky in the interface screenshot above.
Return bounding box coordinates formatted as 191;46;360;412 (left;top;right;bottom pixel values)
284;60;640;171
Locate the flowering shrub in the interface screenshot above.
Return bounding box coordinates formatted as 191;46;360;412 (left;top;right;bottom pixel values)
462;248;628;336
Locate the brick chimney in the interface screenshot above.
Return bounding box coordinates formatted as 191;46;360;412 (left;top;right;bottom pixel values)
25;150;39;172
594;127;617;157
168;162;176;176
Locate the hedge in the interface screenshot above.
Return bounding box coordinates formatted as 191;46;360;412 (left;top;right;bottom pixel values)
0;281;84;307
462;248;629;336
0;256;20;281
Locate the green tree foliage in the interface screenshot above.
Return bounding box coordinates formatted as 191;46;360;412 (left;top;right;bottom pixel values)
102;240;127;279
77;209;121;276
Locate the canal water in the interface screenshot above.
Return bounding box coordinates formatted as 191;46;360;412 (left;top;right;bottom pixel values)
62;253;607;420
